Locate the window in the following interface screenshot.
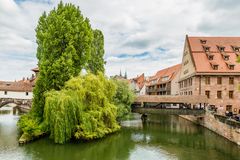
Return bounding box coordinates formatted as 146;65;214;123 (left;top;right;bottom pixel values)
189;78;192;86
184;69;189;75
26;92;29;96
229;77;234;84
229;65;234;70
205;77;210;85
205;90;210;99
203;46;210;52
223;55;229;61
213;65;218;70
200;39;207;44
229;91;233;99
217;77;222;84
226;105;232;112
4;91;7;95
184;60;189;66
188;91;192;95
232;46;239;52
217;91;222;99
208;55;214;60
218;46;225;52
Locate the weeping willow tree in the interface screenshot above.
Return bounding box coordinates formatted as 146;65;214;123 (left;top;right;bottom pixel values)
44;73;120;144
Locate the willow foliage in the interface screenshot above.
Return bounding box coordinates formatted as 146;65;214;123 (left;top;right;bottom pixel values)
44;73;120;144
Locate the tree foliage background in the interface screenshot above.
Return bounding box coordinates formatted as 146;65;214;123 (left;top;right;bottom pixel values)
112;79;135;119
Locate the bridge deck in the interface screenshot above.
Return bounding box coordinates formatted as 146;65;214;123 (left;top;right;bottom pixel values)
134;95;208;104
132;107;205;115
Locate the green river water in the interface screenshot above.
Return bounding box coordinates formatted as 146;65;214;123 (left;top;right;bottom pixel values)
0;105;239;160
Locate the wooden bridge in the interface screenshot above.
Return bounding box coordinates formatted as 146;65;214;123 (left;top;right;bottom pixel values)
132;107;205;115
132;95;208;115
0;98;32;112
134;95;208;104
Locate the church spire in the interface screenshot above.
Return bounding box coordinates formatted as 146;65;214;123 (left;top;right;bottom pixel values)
124;70;127;79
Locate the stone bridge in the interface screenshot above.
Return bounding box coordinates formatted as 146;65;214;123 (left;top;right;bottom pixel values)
0;98;32;112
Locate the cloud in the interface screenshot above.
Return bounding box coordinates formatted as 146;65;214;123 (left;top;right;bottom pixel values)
1;0;240;80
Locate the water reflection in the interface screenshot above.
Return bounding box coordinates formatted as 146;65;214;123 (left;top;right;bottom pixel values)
0;108;239;160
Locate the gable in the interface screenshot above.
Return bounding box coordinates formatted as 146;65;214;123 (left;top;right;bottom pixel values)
179;38;196;80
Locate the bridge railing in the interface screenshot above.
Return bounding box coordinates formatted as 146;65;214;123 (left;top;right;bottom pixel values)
134;95;208;104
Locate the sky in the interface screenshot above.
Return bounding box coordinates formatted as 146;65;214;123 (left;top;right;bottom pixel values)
0;0;240;80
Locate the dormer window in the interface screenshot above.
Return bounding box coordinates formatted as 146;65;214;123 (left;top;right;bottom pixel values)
226;62;235;70
210;62;218;70
221;51;229;61
223;55;229;61
232;46;239;52
217;45;225;52
206;53;214;60
200;39;207;44
203;45;210;52
213;65;218;70
208;55;214;60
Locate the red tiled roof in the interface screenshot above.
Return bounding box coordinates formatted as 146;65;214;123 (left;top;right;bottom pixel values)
131;73;145;89
187;36;240;73
0;80;34;92
146;64;181;86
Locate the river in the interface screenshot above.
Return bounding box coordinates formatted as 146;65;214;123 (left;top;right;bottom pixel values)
0;105;239;160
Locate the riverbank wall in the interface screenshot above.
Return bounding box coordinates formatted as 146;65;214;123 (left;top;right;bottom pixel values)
180;111;240;146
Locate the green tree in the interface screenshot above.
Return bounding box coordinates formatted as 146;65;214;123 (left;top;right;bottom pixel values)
18;2;106;141
44;73;120;144
112;79;135;119
87;29;105;74
32;2;94;119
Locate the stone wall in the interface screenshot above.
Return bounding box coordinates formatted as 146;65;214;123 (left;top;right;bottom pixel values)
180;112;240;145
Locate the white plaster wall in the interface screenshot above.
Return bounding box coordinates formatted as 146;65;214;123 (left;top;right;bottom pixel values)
0;91;33;99
139;85;146;95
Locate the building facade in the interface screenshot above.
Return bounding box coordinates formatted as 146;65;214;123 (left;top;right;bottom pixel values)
130;73;146;95
179;36;240;114
146;64;181;96
0;67;38;100
0;80;33;99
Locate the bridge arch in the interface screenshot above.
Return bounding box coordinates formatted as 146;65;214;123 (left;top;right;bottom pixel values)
0;98;31;112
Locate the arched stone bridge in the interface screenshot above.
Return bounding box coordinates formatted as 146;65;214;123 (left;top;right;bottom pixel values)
0;98;32;112
132;95;208;115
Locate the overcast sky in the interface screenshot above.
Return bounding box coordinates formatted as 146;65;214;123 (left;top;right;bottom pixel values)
0;0;240;80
